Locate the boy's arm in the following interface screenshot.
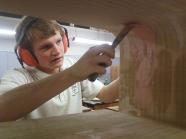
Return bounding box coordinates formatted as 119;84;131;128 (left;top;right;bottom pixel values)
97;78;119;103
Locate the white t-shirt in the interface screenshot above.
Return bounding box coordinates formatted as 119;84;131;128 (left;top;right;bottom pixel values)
0;57;104;119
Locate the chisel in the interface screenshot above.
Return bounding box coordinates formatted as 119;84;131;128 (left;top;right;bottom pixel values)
88;23;136;82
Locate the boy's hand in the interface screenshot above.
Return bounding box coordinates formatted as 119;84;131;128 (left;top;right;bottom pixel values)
69;44;115;81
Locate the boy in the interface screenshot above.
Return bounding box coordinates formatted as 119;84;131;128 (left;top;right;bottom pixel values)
0;16;119;121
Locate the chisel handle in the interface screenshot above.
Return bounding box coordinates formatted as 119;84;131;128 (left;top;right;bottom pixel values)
88;63;107;82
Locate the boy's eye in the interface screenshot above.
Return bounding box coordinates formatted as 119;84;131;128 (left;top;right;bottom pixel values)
41;45;51;50
56;39;62;45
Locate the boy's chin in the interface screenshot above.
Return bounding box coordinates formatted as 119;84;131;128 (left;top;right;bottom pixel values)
56;62;63;68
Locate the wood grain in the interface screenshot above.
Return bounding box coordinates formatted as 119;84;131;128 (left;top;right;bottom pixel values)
120;21;186;127
110;65;120;81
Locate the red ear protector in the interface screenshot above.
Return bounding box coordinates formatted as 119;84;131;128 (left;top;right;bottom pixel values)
15;17;69;68
18;47;38;67
62;27;69;53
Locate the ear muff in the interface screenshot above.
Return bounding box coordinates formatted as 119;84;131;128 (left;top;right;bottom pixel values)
15;16;39;67
18;47;38;67
62;33;68;53
62;27;69;53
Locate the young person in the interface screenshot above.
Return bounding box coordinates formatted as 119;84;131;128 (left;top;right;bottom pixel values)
0;16;119;121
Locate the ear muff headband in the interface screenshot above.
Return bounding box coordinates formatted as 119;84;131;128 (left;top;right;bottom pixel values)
15;17;69;67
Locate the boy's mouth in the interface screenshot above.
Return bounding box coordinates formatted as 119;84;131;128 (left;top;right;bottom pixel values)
51;57;63;63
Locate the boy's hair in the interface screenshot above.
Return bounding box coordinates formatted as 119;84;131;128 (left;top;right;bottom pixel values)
15;16;65;49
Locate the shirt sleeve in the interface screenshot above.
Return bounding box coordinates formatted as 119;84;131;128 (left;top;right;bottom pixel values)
81;79;104;100
0;69;30;95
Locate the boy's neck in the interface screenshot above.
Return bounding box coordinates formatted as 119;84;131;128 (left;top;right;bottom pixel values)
37;66;61;74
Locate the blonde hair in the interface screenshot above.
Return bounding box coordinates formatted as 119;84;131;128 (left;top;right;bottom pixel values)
15;16;65;49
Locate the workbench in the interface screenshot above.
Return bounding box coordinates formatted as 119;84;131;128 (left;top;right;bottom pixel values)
0;110;186;139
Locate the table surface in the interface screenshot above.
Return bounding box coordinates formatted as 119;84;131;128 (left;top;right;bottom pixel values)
0;110;186;139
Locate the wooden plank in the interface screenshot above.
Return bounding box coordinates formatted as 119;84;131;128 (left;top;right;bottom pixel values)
0;110;186;139
0;1;185;32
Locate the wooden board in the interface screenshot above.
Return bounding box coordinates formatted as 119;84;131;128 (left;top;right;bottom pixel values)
0;110;186;139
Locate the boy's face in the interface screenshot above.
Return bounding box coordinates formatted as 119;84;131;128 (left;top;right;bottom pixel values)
32;31;64;74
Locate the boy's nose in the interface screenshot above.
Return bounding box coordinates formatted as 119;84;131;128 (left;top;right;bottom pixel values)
51;45;60;55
